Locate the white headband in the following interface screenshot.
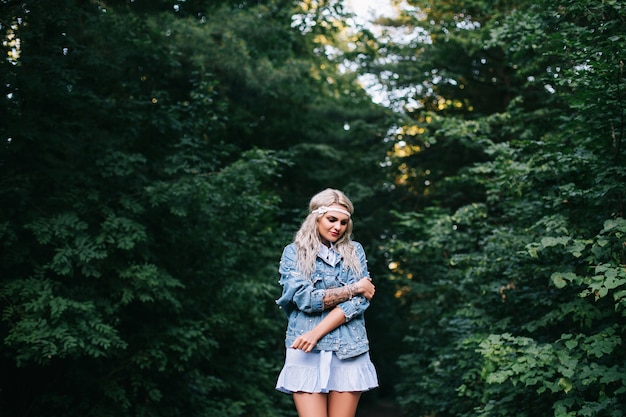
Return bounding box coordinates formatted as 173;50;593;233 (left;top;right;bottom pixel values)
311;205;351;217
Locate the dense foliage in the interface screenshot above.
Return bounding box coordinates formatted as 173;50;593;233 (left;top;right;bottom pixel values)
0;0;389;416
2;0;624;416
380;0;626;416
0;1;287;416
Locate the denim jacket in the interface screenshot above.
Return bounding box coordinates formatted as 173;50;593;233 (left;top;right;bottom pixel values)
275;241;371;360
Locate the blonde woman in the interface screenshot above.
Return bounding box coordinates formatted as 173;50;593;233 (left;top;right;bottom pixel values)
275;189;378;417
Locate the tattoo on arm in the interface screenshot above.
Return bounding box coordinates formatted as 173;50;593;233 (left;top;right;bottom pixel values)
323;283;358;310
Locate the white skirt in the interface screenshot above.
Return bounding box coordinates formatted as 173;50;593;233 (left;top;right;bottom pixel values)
276;349;379;394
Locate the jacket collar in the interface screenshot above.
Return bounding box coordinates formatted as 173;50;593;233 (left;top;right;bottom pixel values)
318;243;342;266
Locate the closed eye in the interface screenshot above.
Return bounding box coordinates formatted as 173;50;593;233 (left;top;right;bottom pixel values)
327;215;349;226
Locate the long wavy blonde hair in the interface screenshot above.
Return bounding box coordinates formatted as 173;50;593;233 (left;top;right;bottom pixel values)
294;188;363;278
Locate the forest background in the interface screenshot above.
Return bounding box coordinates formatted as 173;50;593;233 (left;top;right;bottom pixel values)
1;0;624;416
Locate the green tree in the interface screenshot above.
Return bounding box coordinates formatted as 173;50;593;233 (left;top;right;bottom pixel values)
1;0;401;414
0;1;292;416
381;0;626;415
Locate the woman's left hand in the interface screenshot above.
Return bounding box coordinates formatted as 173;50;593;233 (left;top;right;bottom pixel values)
290;332;320;353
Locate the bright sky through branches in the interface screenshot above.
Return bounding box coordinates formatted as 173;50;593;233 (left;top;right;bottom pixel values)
344;0;422;112
346;0;397;29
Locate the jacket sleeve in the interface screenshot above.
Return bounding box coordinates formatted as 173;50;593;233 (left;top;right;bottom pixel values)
275;244;326;315
337;241;371;321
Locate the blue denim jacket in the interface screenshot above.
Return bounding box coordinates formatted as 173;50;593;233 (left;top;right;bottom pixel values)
276;241;371;359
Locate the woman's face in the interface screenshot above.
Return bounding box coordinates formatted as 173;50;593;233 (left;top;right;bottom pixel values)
317;204;350;246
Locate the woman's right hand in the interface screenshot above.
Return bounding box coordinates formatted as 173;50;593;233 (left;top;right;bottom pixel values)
356;277;375;300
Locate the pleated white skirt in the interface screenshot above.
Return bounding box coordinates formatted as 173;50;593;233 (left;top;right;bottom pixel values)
276;349;379;394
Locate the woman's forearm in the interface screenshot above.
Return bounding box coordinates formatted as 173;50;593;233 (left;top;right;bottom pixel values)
310;307;346;341
323;283;358;309
289;307;346;352
322;277;375;310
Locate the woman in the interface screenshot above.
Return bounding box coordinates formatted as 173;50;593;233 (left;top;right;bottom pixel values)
275;188;378;417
